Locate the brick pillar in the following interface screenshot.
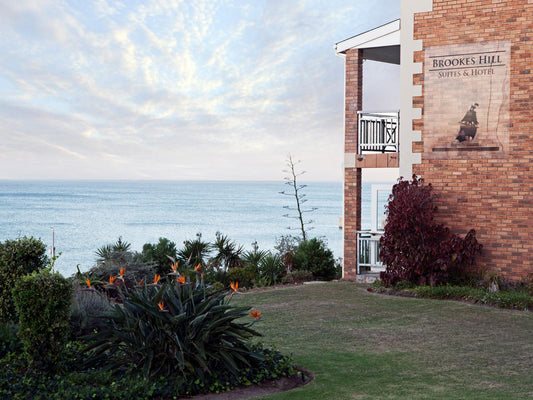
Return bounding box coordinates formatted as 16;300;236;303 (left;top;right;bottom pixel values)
343;49;363;280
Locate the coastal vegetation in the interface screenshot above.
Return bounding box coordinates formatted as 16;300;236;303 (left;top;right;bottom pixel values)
0;233;339;398
0;234;532;398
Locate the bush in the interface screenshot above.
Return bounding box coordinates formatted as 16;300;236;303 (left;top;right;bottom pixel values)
142;237;178;275
0;341;296;399
12;270;72;370
81;253;156;298
409;285;533;311
0;237;48;323
70;286;113;339
379;176;482;287
274;235;302;272
83;280;263;381
281;270;314;284
292;238;337;280
0;322;22;357
259;254;286;286
227;265;257;289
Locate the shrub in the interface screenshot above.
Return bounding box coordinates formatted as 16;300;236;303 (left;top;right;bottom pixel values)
83;280;263;381
281;270;314;284
0;322;21;357
0;237;48;323
70;286;113;339
81;253;156;298
0;341;296;399
259;253;286;286
142;237;178;275
409;285;533;311
12;270;72;370
227;265;257;289
379;176;482;287
205;268;229;287
292;238;336;280
274;234;302;272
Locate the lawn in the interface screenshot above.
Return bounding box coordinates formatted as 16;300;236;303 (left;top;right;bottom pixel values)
234;281;533;400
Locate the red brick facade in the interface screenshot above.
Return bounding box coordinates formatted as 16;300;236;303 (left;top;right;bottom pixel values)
343;49;363;278
412;0;533;280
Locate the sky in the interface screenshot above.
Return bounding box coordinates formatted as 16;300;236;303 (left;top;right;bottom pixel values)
0;0;400;182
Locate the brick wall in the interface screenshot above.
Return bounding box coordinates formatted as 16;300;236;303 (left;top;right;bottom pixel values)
412;0;533;280
343;49;363;280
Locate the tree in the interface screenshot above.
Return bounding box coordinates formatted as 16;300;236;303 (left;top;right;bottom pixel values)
178;233;211;268
95;236;133;267
279;155;317;242
210;232;244;271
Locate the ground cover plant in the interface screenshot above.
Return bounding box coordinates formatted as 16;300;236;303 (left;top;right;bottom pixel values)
234;281;533;400
370;280;533;311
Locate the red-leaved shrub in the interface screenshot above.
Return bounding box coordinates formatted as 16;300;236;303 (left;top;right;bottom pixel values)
379;176;482;287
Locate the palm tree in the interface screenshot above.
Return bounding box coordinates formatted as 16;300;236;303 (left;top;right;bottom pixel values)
211;232;244;271
95;237;132;267
178;233;211;268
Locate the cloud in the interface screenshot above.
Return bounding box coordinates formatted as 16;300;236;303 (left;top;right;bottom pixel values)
0;0;400;181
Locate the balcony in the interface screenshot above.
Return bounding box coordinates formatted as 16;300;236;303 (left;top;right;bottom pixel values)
358;111;399;154
357;231;385;274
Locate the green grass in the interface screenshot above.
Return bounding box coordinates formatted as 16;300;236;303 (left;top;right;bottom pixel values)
234;282;533;399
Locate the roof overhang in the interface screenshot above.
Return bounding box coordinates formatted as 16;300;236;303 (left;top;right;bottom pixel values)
334;19;400;65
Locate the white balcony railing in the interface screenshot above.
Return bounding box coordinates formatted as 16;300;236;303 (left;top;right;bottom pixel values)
357;231;386;274
358;111;399;154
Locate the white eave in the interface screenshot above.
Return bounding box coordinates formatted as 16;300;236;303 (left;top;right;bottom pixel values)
334;19;401;65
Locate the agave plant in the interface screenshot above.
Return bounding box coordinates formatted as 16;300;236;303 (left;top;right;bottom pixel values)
83;279;263;380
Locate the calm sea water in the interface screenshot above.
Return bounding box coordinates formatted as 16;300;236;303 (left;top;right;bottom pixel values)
0;180;388;277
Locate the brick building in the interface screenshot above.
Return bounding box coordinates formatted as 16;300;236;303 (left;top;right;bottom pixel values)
335;0;532;281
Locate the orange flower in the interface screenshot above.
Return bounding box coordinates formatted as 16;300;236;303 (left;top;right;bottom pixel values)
170;261;179;274
109;275;117;285
119;267;126;279
250;310;261;320
138;278;144;286
85;278;92;289
177;275;186;284
230;281;239;293
152;274;161;285
158;301;165;311
194;264;203;274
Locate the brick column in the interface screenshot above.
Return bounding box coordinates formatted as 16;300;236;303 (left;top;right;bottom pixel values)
343;49;363;280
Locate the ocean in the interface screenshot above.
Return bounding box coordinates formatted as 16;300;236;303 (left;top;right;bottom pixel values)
0;180;388;277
